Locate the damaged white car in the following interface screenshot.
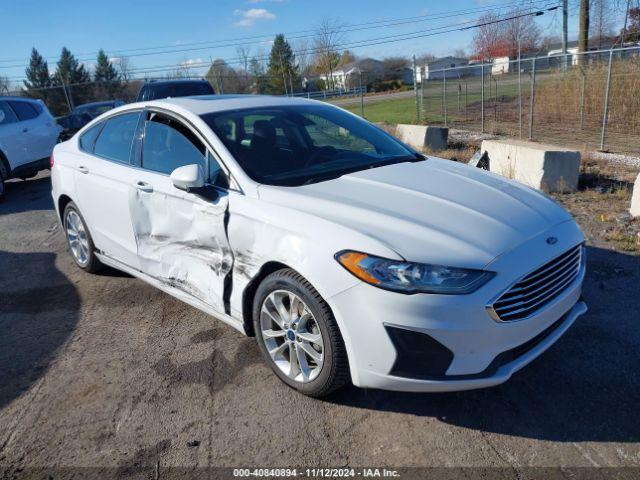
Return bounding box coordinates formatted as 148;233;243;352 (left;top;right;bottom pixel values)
51;96;587;397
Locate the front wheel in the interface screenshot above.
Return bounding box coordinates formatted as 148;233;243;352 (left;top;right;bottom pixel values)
253;269;350;397
63;202;102;273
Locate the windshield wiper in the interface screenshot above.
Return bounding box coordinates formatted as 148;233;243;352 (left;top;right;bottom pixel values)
300;172;346;186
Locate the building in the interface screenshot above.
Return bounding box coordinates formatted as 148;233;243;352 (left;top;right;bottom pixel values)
415;57;474;82
319;58;383;90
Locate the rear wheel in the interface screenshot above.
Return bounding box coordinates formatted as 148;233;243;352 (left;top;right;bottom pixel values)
63;202;102;273
0;158;7;201
253;269;349;397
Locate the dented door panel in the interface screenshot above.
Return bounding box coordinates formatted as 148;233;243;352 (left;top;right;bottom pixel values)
129;171;233;313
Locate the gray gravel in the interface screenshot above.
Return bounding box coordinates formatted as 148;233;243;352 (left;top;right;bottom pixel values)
1;172;639;478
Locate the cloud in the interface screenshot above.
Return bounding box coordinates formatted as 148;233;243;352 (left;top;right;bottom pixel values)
178;58;204;68
233;8;276;27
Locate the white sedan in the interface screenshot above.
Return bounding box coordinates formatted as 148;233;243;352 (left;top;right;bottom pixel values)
51;95;587;396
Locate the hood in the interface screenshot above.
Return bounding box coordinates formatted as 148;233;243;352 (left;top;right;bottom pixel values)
257;158;573;269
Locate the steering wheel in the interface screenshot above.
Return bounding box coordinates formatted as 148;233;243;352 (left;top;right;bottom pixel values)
303;146;337;168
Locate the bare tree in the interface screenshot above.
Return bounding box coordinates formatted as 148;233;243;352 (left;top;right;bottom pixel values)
578;0;590;62
591;0;615;47
0;76;12;94
453;48;467;59
313;18;347;90
473;8;540;59
118;56;133;83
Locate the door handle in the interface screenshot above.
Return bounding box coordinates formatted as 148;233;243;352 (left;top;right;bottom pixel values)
77;165;89;174
135;181;153;193
22;127;29;133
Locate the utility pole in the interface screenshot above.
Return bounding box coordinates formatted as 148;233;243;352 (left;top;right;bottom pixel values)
562;0;568;70
578;0;590;65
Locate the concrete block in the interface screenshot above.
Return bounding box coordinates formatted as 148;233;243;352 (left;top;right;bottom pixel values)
396;124;448;151
631;173;640;218
481;139;581;192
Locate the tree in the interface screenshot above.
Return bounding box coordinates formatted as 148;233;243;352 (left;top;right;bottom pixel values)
339;50;356;67
313;18;346;90
249;57;269;94
381;57;408;81
23;48;51;101
117;56;133;83
94;49;121;98
206;59;247;94
472;9;540;59
620;7;640;43
578;0;590;63
0;76;11;94
53;47;91;109
267;34;299;95
591;0;614;48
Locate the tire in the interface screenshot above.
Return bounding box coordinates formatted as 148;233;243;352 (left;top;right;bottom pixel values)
0;157;7;201
253;269;350;397
63;201;102;273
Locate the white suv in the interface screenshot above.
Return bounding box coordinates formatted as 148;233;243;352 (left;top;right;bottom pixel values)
0;97;61;198
51;96;587;397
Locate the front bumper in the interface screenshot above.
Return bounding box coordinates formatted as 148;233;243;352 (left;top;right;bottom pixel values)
326;221;587;392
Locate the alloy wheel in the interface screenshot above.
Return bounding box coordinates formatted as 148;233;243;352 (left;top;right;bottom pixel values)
65;210;90;267
260;290;325;383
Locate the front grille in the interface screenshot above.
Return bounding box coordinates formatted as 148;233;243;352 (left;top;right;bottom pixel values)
489;244;584;322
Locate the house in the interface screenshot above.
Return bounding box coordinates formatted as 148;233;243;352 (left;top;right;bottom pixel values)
319;58;383;90
415;57;474;82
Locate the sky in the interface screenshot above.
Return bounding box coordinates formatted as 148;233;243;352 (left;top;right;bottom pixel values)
0;0;620;85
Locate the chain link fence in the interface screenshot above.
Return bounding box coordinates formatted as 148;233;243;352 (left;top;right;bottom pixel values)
331;46;640;156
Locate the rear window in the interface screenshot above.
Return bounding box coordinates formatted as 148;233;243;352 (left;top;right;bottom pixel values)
9;101;39;121
145;82;214;100
0;101;18;125
79;122;105;153
93;112;140;164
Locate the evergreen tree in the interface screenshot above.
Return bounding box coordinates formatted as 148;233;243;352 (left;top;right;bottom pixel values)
94;49;121;98
267;34;299;95
53;47;91;109
23;48;51;101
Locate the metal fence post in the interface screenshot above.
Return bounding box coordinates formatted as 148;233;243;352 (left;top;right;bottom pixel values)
528;57;536;140
443;70;447;127
412;55;420;123
457;83;461;113
481;63;485;133
358;70;364;118
518;55;522;138
579;68;585;130
600;49;614;150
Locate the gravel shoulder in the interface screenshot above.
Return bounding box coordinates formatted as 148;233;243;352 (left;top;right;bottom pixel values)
0;171;639;477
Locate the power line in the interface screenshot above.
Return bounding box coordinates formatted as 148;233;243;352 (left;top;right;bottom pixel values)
0;0;555;69
6;4;559;82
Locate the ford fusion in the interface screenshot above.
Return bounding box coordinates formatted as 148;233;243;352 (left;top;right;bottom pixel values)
51;95;587;397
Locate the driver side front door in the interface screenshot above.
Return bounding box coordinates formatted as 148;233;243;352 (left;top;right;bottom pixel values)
128;110;233;313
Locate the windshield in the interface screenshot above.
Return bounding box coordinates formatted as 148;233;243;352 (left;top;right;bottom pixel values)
200;104;418;186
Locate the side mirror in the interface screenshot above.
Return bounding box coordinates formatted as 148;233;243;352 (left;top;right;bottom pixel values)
170;164;204;192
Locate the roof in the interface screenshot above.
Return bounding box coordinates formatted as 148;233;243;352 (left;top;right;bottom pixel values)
339;58;383;74
143;79;209;85
75;100;121;108
0;96;41;102
143;94;325;115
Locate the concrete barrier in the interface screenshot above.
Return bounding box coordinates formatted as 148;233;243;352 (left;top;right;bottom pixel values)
481;139;581;192
396;125;448;151
631;173;640;217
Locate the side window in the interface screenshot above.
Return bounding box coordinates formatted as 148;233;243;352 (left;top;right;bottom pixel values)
79;122;104;153
141;112;206;175
8;101;39;121
208;152;228;188
94;112;140;164
0;101;18;125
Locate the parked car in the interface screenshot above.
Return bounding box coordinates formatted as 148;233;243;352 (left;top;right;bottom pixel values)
57;100;124;141
51;96;587;397
135;79;215;102
0;96;61;198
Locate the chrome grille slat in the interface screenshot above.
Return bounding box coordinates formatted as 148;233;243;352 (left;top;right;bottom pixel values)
494;262;581;309
495;270;580;318
489;245;584;322
500;249;581;297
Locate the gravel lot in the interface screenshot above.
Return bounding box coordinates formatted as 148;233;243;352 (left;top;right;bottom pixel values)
1;171;639;479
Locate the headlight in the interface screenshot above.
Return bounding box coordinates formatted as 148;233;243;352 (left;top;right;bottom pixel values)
335;250;494;295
